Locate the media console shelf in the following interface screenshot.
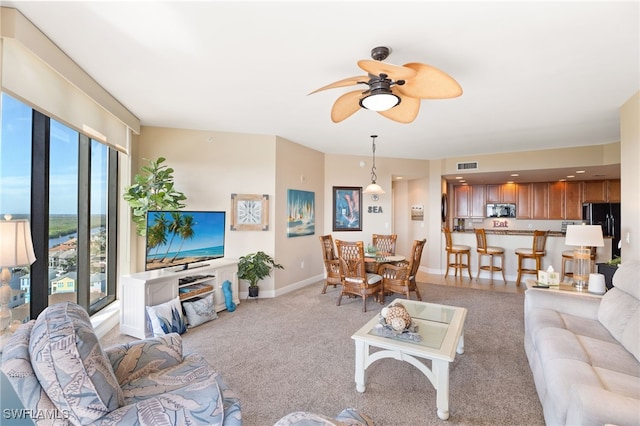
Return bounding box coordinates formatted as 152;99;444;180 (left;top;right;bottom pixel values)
120;258;240;339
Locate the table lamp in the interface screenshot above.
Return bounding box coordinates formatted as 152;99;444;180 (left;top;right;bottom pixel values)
0;215;37;331
564;224;604;289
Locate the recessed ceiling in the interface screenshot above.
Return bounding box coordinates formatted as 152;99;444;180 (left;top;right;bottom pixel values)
442;164;621;186
4;1;639;165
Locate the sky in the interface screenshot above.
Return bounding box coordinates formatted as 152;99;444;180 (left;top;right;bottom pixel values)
1;93;107;216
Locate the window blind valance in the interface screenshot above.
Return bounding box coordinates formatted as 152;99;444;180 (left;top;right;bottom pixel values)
1;7;139;154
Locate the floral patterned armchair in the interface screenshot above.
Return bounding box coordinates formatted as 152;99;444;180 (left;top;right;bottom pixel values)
1;302;241;425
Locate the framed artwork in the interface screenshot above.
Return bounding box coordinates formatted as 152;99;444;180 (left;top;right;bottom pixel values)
287;189;315;238
332;186;362;231
230;193;269;231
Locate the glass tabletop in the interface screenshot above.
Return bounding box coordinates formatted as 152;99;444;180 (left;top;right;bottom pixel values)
363;301;460;350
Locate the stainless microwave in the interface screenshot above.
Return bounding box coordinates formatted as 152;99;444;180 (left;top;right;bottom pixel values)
486;203;516;218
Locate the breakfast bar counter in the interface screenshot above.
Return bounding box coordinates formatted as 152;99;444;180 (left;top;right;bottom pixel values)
444;229;613;282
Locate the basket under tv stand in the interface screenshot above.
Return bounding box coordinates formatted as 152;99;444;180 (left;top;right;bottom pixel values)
120;258;239;339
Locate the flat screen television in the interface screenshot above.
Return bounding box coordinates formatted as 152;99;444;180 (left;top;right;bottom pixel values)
145;210;225;271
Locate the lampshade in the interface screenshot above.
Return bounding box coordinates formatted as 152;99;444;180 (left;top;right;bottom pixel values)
565;224;605;247
363;183;385;195
359;92;400;111
0;218;37;268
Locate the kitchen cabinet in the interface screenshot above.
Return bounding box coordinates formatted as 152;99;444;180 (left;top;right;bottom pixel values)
607;180;621;202
454;185;470;218
516;183;532;219
531;183;549;219
583;180;620;203
486;183;516;203
583;180;607;202
565;181;583;219
548;182;565;219
454;185;485;218
470;185;485;217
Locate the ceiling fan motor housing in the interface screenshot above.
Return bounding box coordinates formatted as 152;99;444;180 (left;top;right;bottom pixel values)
371;46;391;61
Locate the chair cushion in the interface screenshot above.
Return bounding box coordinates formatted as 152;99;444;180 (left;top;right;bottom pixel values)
516;248;545;256
29;302;123;425
366;273;382;284
485;246;504;254
450;244;470;251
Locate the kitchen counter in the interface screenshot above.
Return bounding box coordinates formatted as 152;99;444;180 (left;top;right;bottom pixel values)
443;229;613;282
452;229;565;237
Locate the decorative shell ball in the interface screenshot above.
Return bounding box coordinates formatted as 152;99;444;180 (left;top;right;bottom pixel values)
381;303;412;331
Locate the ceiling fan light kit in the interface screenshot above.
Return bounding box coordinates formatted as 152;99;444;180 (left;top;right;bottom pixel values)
310;46;462;123
360;91;401;111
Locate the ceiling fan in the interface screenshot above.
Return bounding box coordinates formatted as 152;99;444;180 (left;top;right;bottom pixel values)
309;46;463;124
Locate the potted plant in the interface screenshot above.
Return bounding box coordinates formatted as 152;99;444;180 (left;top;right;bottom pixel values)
237;251;284;298
123;157;187;236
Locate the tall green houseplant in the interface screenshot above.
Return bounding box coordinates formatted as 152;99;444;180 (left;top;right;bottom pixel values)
237;251;284;297
123;157;188;236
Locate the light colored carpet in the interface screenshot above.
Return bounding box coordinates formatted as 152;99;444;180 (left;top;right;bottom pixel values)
101;281;545;426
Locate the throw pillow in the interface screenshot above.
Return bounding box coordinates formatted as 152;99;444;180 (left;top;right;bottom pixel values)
146;297;187;336
29;302;123;425
182;293;218;328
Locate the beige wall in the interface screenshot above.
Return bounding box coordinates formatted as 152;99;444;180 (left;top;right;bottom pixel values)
620;91;640;262
274;136;325;295
442;143;620;175
134;126;279;294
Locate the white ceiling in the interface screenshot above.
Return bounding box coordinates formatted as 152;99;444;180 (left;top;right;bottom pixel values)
4;1;639;183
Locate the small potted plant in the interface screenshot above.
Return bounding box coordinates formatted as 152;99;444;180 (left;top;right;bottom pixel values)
237;251;284;298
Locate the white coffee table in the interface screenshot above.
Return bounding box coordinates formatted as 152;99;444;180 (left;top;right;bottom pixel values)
351;299;467;420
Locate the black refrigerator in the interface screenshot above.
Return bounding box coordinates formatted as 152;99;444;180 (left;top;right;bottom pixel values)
582;202;621;258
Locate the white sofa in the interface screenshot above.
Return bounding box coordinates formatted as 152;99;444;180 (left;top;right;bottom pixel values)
524;260;640;426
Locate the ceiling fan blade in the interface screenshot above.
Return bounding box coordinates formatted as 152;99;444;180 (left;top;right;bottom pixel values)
357;60;417;81
395;62;463;99
378;95;420;124
331;90;363;123
308;76;368;95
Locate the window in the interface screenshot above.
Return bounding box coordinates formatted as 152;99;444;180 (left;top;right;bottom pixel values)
1;93;118;321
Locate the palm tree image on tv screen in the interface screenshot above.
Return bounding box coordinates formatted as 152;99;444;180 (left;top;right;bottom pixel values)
145;211;226;271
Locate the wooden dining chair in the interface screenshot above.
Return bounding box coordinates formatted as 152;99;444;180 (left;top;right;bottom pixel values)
318;235;341;294
379;238;426;301
335;240;383;312
372;234;397;255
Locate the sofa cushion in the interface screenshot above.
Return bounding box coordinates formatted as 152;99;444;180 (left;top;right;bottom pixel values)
29;302;123;425
611;260;640;299
598;261;640;362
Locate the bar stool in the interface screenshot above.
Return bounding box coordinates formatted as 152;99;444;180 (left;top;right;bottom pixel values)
561;246;597;282
515;230;549;286
475;228;506;283
444;227;471;279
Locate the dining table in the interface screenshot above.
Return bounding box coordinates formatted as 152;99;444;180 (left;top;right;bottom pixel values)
364;253;406;273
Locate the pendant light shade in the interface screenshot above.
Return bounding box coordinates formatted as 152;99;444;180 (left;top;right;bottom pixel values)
363;135;385;194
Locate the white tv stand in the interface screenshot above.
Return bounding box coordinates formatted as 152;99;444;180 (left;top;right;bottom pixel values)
120;258;240;339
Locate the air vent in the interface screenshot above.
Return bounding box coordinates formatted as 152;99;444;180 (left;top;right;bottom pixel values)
457;161;478;171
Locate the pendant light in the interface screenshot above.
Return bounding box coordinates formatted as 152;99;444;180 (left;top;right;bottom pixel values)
363;135;385;195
